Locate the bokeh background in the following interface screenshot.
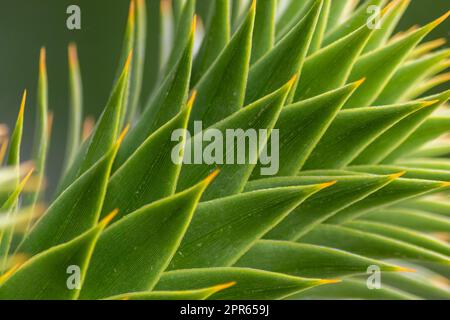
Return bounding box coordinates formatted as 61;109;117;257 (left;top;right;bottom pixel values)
0;0;449;195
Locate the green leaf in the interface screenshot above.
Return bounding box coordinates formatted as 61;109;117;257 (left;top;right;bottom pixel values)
362;0;410;53
126;0;147;122
346;220;450;257
294;24;373;101
397;158;450;171
352;92;449;165
245;174;398;240
105;282;235;300
382;116;450;163
115;24;194;169
235;240;407;278
79;172;216;299
177;79;293;201
397;199;450;218
162;0;195;79
100;98;193;220
142;0;162;93
256;82;361;177
58;54;132;195
0;216;111;300
375;50;450;105
169;184;325;270
18;134;122;257
245;0;323;104
325;178;447;224
324;0;387;45
156;268;332;300
326;0;355;33
63;44;83;174
361;208;450;234
275;0;313;41
6;91;26;168
191;0;230;85
299;224;450;265
308;0;331;54
250;0;276;63
288;278;417;300
188;3;255;130
303;101;430;170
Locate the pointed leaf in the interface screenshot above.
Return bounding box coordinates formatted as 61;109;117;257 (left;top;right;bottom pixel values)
251;0;276;63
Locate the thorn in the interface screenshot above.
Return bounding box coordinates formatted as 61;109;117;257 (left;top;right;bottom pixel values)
124;50;134;73
187;91;198;111
389;171;406;180
318;180;337;190
318;279;342;285
18;90;27;119
211;281;236;293
429;10;450;28
353;78;366;89
191;15;197;35
286;74;298;90
204;168;221;185
117;125;130;146
39;47;47;75
440;181;450;188
394;266;416;273
419;99;439;108
100;208;119;227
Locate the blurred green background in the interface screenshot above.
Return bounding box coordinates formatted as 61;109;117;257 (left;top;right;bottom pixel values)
0;0;449;194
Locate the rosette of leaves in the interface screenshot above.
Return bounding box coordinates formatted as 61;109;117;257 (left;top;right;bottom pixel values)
0;0;449;300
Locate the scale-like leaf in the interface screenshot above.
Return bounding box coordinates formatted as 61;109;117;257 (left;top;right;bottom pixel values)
326;178;448;224
0;213;115;300
79;171;217;300
192;0;230;85
115;22;195;169
257;81;362;177
361;208;450;234
63;44;83;173
106;282;235;300
235;240;408;278
156;268;335;300
303;101;431;170
352;92;449;165
324;0;387;45
18;131;126;257
294;25;373;101
188;2;255;130
376;50;450;104
344;12;449;108
251;0;276;63
289;278;417;300
169;183;328;270
178;78;293;201
346;220;450;257
382;116;450;162
246;174;399;240
245;0;322;104
299;224;450;265
58;54;132;194
101;96;193;220
363;0;410;53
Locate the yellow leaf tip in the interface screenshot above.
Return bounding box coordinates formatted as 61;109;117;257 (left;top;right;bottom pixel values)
204;168;221;185
318;180;337;190
117;125;130;146
394;266;416;273
389;171;406;180
430;10;450;28
100;208;119;227
187;90;198;110
420;99;439;108
191;15;197;35
19;89;27;117
440;181;450;188
318;279;342;285
212;281;236;293
250;0;257;12
124;50;134;72
353;77;366;88
39;47;47;74
286;74;298;90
